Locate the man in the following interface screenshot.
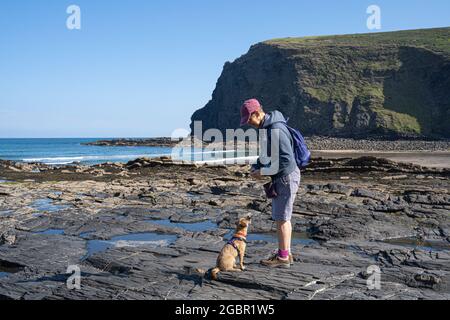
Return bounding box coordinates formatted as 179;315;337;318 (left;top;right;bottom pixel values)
240;98;301;268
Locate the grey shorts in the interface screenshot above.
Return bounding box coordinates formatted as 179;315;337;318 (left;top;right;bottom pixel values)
272;167;301;222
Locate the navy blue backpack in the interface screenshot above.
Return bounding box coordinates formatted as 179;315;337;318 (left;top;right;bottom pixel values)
282;120;311;168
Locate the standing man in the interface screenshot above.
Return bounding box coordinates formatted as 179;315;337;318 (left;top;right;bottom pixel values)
240;98;301;268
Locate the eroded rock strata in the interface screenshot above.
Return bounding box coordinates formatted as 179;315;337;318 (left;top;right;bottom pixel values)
191;27;450;138
0;157;448;300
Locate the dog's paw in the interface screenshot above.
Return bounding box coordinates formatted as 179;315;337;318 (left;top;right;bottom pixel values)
240;266;246;271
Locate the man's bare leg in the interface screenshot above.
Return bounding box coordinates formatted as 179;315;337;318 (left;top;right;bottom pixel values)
260;220;292;267
277;220;292;252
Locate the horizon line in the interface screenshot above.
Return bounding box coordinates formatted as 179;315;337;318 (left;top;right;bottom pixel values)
0;136;174;139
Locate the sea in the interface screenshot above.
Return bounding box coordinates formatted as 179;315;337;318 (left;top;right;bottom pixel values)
0;138;257;166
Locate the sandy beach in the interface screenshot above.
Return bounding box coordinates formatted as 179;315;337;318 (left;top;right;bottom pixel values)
313;151;450;169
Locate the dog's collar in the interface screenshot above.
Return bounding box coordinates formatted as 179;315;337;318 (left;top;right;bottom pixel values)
230;235;247;243
234;231;247;240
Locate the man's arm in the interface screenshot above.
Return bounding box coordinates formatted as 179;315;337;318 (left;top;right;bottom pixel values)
260;157;279;176
251;127;269;172
259;128;280;176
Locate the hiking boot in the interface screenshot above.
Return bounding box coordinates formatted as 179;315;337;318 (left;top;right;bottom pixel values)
260;254;291;268
265;251;294;265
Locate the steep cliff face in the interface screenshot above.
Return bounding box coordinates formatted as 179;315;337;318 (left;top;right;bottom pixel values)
190;27;450;138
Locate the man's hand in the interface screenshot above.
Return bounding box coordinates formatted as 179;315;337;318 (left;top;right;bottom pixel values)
250;169;263;180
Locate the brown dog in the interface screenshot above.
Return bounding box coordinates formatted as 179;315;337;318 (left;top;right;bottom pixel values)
209;216;251;280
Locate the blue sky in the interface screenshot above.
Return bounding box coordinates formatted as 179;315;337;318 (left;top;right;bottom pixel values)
0;0;449;138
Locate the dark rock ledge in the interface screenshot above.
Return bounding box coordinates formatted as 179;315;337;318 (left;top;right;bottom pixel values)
0;156;448;299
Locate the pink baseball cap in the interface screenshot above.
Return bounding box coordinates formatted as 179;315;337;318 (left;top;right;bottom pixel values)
240;99;262;126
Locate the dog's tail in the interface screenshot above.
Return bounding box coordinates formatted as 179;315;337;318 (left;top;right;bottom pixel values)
207;267;220;280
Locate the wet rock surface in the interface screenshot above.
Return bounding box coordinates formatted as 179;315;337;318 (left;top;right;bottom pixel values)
0;156;448;300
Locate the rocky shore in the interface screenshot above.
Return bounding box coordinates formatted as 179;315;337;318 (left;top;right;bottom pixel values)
83;136;450;152
82;137;183;147
306;137;450;152
0;155;449;300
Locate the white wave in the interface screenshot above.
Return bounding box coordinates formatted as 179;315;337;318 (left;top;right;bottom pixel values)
171;149;238;155
45;161;76;165
19;145;254;166
22;154;165;164
194;156;259;165
23;156;85;162
21;149;242;164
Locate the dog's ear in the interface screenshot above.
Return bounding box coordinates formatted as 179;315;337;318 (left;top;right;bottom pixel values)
238;218;248;228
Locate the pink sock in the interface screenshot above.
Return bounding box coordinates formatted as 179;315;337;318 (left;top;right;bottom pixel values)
278;249;289;259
